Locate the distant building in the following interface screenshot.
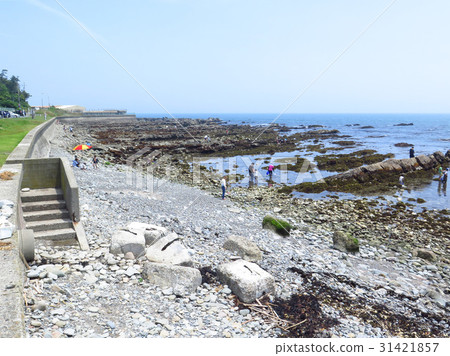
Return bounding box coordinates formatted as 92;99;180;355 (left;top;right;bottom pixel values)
55;105;86;113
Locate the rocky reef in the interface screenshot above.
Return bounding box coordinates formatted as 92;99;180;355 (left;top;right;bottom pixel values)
284;151;449;195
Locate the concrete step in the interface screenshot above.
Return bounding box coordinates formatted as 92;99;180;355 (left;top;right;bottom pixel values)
23;209;70;222
34;228;77;241
21;200;67;212
26;218;73;232
21;188;64;203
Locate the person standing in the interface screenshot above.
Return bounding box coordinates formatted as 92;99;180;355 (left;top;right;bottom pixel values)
221;176;227;200
268;164;274;180
249;162;255;184
399;175;405;187
92;155;99;169
442;169;448;184
409;146;415;158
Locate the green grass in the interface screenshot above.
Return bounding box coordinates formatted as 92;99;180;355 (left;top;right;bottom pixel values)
0;117;45;167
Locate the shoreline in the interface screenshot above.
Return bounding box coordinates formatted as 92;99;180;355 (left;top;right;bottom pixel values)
20;120;449;338
70;115;449;210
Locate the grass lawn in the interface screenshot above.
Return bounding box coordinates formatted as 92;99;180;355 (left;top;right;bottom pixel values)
0;117;46;168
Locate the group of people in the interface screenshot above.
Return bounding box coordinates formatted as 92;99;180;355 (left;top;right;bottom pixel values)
399;166;448;188
438;166;448;184
220;162;276;200
72;155;99;170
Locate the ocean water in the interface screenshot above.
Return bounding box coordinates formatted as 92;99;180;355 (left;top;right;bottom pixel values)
136;113;450;210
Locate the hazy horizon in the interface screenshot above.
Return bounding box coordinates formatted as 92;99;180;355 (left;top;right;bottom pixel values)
3;0;450;114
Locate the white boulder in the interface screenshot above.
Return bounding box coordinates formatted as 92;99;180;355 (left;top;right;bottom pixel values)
110;230;146;257
223;235;262;262
127;221;168;246
217;260;275;303
142;262;202;295
145;232;192;266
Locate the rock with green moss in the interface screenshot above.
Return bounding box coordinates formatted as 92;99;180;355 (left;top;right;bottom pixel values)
262;215;293;236
332;231;359;252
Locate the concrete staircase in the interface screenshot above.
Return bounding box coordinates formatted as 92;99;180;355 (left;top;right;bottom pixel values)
21;188;78;246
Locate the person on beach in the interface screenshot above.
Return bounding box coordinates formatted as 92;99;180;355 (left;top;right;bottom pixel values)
267;164;274;180
399;175;405;187
441;169;448;184
221;176;227;200
92;155;99;169
409;146;415;158
249;162;255;184
437;166;443;179
72;157;80;168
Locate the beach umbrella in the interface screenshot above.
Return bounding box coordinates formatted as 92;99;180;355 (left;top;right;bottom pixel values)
73;144;92;151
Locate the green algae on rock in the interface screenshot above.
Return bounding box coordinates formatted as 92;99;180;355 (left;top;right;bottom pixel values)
262;215;293;236
332;231;360;253
315;150;394;172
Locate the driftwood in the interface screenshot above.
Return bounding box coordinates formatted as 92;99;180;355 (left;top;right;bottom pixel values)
238;295;302;331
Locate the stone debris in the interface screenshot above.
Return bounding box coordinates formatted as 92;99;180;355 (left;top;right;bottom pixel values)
217;260;275;303
223;235;262;262
19;122;449;338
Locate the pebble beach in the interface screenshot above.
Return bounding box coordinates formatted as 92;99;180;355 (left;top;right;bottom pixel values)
22;122;449;338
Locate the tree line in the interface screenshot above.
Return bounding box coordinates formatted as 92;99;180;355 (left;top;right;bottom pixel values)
0;69;31;109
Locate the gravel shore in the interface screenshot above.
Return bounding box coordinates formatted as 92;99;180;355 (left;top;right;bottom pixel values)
22;124;449;338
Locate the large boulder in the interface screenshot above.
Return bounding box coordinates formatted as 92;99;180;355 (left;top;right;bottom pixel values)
445;150;450;161
415;155;435;170
398;158;418;172
362;162;383;176
223;235;262;262
380;159;403;173
217;260;275;303
432;151;445;164
414;248;437;262
332;231;359;253
262;215;292;237
110;230;146;257
145;232;192;266
142;262;201;295
127;222;168;246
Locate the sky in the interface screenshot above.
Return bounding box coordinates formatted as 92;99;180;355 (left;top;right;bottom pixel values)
2;0;450;114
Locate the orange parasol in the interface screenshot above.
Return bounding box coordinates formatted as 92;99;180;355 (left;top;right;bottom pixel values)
73;144;92;151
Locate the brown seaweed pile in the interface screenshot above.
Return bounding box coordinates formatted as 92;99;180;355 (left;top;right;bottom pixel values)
288;267;447;338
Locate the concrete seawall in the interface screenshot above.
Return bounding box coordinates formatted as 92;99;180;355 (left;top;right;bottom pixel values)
5;118;57;164
0;116;79;337
0;161;26;337
0;115;126;336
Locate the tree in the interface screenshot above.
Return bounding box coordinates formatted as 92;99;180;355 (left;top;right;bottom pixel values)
0;71;31;109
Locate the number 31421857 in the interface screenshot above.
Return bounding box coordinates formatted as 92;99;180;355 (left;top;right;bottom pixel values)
379;342;439;353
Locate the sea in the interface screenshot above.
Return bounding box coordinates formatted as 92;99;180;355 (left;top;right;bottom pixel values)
135;113;450;211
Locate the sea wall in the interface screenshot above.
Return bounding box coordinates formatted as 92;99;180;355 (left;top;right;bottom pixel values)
59;115;137;126
0;116;81;337
5;118;57;164
0;161;26;337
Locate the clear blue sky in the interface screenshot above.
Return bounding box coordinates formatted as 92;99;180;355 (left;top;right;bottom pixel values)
2;0;450;114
